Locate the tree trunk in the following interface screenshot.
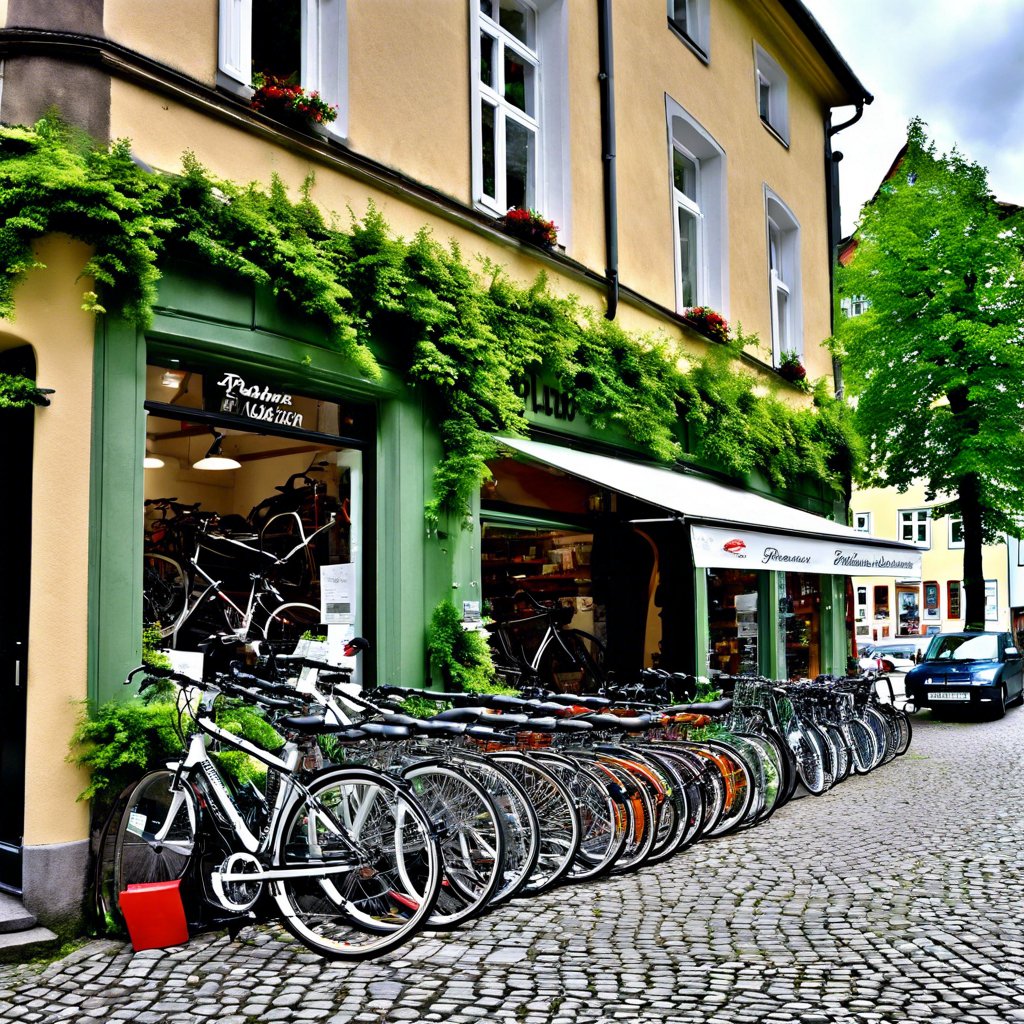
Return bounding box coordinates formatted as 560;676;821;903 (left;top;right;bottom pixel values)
960;473;986;631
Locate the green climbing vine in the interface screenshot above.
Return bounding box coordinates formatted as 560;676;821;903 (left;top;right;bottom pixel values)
0;116;860;522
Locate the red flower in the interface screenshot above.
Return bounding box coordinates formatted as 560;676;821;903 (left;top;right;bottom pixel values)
683;306;730;343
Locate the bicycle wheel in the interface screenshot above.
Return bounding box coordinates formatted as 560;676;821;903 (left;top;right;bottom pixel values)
535;628;606;694
486;751;581;896
263;602;324;646
272;766;441;960
400;762;507;930
109;770;199;925
846;719;878;774
143;554;188;637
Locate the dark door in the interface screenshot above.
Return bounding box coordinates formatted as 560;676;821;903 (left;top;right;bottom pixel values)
0;346;34;892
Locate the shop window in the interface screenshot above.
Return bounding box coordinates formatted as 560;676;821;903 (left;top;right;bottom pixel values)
707;569;759;677
855;585;868;621
985;579;998;621
471;0;569;237
218;0;349;138
923;580;939;619
896;586;920;636
667;96;726;315
143;364;368;668
947;580;961;619
873;584;890;619
781;572;820;680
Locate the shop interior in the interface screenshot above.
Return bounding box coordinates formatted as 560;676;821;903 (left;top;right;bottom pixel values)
142;365;363;657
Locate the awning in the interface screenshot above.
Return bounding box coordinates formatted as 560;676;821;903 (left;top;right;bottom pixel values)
496;436;921;578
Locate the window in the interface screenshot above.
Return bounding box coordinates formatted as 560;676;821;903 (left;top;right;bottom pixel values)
667;97;727;316
842;296;870;318
471;0;569;235
923;580;939;618
668;0;710;59
948;517;964;548
753;43;788;143
874;585;890;619
856;585;868;621
765;189;801;362
899;508;931;547
218;0;349;138
854;512;871;533
985;580;998;621
947;580;961;619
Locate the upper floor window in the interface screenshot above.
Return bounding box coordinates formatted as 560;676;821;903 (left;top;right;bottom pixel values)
668;0;710;60
899;508;931;548
842;295;870;318
667;97;726;316
471;1;569;239
754;43;788;144
854;512;871;533
218;0;348;138
765;189;801;362
948;517;964;548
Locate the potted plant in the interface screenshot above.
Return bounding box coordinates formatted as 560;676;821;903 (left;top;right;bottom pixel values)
682;306;730;344
501;207;558;249
778;350;810;390
250;72;338;131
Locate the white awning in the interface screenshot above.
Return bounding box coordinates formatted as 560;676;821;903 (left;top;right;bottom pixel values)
496;436;921;578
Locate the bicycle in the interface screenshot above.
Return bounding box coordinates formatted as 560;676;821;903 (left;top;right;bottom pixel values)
96;663;443;960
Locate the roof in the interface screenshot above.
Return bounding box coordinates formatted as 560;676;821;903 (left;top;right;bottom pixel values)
779;0;874;106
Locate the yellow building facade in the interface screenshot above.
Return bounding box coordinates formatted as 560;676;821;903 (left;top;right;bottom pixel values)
0;0;889;928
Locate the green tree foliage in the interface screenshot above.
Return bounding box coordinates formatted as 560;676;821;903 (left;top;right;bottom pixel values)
0;116;857;526
836;119;1024;628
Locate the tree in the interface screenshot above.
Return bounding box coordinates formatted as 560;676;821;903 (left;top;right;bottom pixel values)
837;119;1024;631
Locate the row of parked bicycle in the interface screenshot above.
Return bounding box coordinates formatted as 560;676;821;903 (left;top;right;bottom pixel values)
97;637;911;962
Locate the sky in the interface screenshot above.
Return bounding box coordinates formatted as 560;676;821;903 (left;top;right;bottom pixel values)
801;0;1024;235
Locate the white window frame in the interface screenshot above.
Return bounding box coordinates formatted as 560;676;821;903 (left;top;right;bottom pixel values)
854;512;871;534
985;580;998;621
672;143;704;310
754;42;789;144
666;95;727;317
948;517;964;549
765;188;801;363
667;0;710;60
899;508;931;548
470;0;570;243
856;585;868;622
218;0;349;139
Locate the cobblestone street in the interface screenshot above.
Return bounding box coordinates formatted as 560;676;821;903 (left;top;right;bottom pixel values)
2;710;1023;1024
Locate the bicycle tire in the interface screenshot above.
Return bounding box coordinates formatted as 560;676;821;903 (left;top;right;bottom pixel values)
400;762;507;930
263;602;324;646
142;554;189;638
272;766;442;960
847;718;878;774
534;628;607;694
109;770;199;927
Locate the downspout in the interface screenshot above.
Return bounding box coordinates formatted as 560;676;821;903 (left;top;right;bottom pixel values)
597;0;618;320
825;98;867;399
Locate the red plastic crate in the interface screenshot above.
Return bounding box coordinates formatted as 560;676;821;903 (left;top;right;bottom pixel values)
119;880;189;952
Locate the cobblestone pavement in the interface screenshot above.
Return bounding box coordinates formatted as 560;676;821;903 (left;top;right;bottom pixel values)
2;709;1024;1024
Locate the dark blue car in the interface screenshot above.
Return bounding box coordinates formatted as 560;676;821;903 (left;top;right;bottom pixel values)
905;631;1024;718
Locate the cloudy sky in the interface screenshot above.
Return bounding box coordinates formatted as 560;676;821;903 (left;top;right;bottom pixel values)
801;0;1024;235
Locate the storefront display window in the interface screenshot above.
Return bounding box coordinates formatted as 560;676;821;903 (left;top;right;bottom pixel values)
706;569;759;676
142;364;369;660
781;572;820;680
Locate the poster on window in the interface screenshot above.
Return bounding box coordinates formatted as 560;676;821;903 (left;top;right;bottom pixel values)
321;562;355;624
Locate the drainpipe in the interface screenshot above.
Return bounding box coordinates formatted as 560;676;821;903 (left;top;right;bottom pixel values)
597;0;618;320
825;99;867;399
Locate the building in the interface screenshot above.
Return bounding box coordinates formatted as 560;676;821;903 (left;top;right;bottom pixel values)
850;483;1010;647
0;1;916;929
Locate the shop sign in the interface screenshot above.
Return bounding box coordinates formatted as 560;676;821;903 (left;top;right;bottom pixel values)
206;371;304;428
514;371;576;422
691;524;922;578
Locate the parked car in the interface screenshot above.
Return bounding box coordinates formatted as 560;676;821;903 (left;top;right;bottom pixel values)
858;637;930;673
904;631;1024;718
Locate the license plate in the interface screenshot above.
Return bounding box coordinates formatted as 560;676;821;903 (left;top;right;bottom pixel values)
928;691;971;702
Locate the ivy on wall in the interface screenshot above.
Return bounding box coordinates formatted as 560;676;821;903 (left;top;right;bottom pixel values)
0;117;861;519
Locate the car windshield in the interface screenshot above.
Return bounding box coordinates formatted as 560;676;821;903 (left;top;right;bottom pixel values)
925;634;999;662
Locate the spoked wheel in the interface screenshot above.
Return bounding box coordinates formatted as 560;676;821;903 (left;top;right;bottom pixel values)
142;554;188;638
272;767;442;960
263;602;324;646
400;763;506;930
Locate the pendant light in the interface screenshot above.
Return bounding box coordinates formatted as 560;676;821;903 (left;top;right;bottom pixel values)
192;430;241;471
143;438;164;469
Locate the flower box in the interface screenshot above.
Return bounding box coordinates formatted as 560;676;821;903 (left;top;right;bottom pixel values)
250;73;338;131
682;306;729;344
501;208;558;249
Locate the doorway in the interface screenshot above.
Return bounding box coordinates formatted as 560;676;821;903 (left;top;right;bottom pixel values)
0;346;34;892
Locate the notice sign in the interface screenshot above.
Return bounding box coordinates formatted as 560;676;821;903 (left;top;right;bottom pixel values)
690;524;922;578
205;370;304;429
320;562;355;624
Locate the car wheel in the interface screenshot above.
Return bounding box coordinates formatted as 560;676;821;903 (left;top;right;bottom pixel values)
1009;686;1024;709
990;685;1007;720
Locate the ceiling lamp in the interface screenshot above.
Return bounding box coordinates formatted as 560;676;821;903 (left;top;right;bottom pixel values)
192;430;241;471
143;439;164;469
